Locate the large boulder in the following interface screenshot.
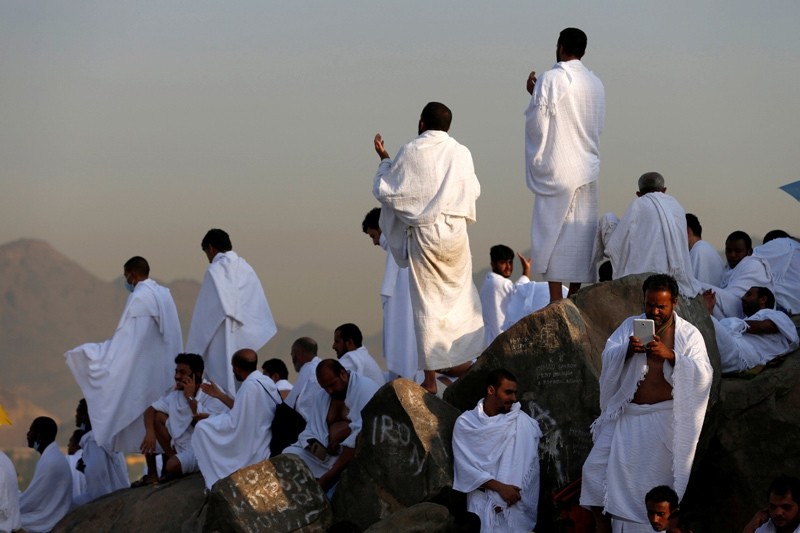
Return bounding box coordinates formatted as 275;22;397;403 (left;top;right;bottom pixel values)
363;502;452;533
332;379;462;530
205;454;332;533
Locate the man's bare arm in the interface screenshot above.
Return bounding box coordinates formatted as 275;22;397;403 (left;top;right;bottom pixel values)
374;134;390;160
745;319;780;335
200;382;234;409
482;479;522;507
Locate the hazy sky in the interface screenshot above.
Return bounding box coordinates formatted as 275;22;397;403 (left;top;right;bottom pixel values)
2;1;798;337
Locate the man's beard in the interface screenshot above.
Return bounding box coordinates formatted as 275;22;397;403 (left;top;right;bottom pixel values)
331;390;346;401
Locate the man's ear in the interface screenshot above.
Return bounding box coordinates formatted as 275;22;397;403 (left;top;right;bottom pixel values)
486;385;496;396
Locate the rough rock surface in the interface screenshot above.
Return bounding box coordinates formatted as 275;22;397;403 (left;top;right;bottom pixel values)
205;454;332;533
332;379;462;530
363;502;452;532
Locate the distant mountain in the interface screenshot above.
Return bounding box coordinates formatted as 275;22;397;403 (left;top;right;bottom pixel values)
0;239;380;449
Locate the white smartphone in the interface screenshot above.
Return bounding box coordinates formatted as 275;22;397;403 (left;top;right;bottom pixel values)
633;318;655;345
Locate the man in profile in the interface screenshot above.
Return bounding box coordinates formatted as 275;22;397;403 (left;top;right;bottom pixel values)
525;27;605;303
284;337;322;420
187;229;277;397
373;102;484;393
686;213;725;287
332;323;385;385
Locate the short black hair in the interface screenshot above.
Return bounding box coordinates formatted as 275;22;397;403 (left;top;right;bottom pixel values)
685;214;702;238
768;475;800;504
598;260;613;282
637;172;665;194
362;207;381;233
262;358;289;380
485;368;517;391
726;230;752;251
645;485;679;510
642;274;679;300
420;102;452;132
752;286;776;310
558;27;587;58
175;353;204;376
201;229;233;252
763;229;791;243
317;358;346;378
335;323;363;348
490;245;514;262
124;256;150;277
292;337;318;355
31;416;58;442
232;349;258;373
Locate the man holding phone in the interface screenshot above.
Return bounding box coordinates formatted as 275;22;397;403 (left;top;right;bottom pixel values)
580;274;712;532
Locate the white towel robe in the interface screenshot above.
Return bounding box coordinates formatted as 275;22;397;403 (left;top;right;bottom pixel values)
479;272;530;347
75;430;129;505
19;443;73;533
689;239;725;287
0;451;21;533
525;59;605;281
339;346;385;385
192;371;277;489
373;130;484;371
379;234;419;379
713;308;799;372
754;237;800;315
453;400;542;533
707;256;772;319
186;251;277;397
65;278;182;453
284;357;321;422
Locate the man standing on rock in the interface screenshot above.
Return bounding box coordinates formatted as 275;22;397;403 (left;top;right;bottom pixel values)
453;368;541;533
525;27;605;303
580;274;712;532
373;101;484;394
186;229;277;397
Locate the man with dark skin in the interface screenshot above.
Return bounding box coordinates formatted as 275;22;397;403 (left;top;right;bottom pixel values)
644;485;680;531
744;476;800;533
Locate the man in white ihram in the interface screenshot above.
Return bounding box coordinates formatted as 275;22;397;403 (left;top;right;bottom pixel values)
332;323;385;385
186;229;277;397
525;27;605;303
373;101;484;394
65;255;182;454
453;368;541;533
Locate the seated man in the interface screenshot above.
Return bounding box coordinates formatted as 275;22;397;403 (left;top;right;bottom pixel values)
74;399;129;505
284;337;322;420
706;287;799;373
580;274;712;533
284;359;379;492
452;369;541;533
262;358;293;400
754;231;800;315
596;172;701;297
66;429;87;501
705;230;772;319
686;213;725;287
332;323;385;385
138;353;229;485
0;450;21;533
19;417;72;533
479;245;531;346
645;485;679;532
192;349;278;489
744;475;800;533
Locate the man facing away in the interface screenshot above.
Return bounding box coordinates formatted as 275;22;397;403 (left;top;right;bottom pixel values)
706;286;799;373
186;229;277;397
644;485;680;532
452;369;541;533
597;172;701;298
19;417;72;533
373;101;484;394
479;245;531;346
685;213;725;287
138;353;229;486
362;207;419;380
744;476;800;533
0;450;21;533
332;323;385;385
192;349;278;489
284;337;322;421
580;274;712;532
284;359;379;493
525;27;605;303
65;255;182;454
262;358;293;400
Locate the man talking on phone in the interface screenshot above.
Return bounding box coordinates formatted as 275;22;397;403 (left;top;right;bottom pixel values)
580;274;712;532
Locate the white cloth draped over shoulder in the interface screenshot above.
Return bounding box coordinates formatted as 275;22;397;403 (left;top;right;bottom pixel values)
713;308;799;373
151;386;229;455
186;251;277;396
379;234;419;379
756;519;800;533
580;314;712;524
0;451;21;533
525;60;605;281
502;282;567;332
65;278;182;453
74;430;129;506
284;357;321;421
66;452;87;501
597;192;702;297
373;130;484;370
690;239;725;287
479;272;530;347
453;400;541;533
339;346;385;385
19;442;73;533
192;371;277;489
754;237;800;315
707;256;773;319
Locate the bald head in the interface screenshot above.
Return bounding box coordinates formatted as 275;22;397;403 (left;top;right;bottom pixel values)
637;172;666;195
232;348;258;377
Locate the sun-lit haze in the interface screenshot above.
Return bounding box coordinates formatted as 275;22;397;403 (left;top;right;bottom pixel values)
2;1;798;337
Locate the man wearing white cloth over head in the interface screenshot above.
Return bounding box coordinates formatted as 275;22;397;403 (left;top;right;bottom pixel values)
65;256;182;454
373;102;484;394
187;229;277;397
580;275;712;533
525;27;605;303
453;368;541;533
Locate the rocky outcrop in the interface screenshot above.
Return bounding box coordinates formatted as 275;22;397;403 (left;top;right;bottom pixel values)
363;502;452;532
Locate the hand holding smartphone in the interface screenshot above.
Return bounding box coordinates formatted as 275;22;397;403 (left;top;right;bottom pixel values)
633;319;655;345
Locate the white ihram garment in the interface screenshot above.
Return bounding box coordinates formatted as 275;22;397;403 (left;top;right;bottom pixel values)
707;256;772;319
379;234;419;379
754;237;800;315
284;357;321;422
690;239;725;287
339;346;385;385
74;430;129;505
713;308;799;372
19;442;73;533
479;272;530;347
